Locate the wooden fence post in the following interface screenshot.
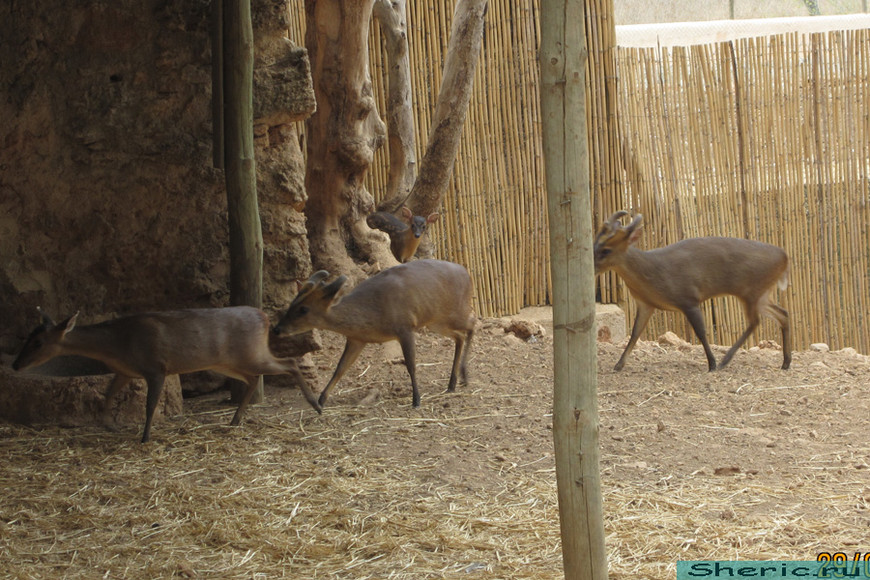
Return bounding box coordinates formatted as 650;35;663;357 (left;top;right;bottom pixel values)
539;0;608;578
223;0;264;403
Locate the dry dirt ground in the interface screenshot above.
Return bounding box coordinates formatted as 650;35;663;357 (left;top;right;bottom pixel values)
1;308;870;579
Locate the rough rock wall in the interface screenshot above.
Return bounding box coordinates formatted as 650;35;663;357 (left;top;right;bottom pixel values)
2;1;224;343
0;0;315;426
252;0;316;309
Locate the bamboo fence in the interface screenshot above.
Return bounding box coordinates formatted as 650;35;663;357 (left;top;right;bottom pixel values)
284;2;870;355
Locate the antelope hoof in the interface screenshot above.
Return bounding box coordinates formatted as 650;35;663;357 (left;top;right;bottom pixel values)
301;395;322;414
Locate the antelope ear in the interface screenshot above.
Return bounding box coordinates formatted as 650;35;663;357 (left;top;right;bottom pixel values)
401;206;413;221
289;271;330;307
426;213;440;223
58;311;80;336
624;213;644;245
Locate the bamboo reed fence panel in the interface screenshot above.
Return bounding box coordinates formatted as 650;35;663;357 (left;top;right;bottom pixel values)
283;2;869;353
613;29;870;355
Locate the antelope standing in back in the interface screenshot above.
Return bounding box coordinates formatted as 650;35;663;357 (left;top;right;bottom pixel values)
594;211;791;371
366;206;440;263
273;259;475;408
12;306;321;442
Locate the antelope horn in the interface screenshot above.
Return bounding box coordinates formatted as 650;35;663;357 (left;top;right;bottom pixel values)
290;270;331;307
625;213;643;232
606;210;630;229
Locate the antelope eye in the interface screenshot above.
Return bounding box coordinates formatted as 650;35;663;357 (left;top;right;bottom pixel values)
298;306;309;316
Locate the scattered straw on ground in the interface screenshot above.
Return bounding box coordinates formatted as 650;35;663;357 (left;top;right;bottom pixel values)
2;330;869;579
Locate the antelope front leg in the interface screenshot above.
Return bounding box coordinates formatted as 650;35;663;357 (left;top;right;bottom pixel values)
718;323;758;370
285;362;322;414
719;304;763;370
318;340;366;408
615;305;654;371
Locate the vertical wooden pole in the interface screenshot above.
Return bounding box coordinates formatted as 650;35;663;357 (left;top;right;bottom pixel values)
212;0;225;170
539;0;607;578
223;0;264;403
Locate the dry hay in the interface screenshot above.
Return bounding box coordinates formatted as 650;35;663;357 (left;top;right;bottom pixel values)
1;327;869;579
0;410;563;579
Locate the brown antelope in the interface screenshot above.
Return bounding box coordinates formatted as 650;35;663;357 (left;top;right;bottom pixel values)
273;259;475;408
366;206;440;263
594;211;791;371
12;306;321;442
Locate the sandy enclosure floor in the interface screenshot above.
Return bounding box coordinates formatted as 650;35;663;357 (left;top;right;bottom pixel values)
2;310;870;579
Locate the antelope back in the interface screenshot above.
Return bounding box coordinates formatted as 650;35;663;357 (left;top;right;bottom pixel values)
275;260;473;341
334;259;474;337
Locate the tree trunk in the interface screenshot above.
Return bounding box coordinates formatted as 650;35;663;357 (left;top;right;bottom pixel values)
305;1;485;269
401;0;487;258
540;0;608;578
223;0;264;403
372;0;417;212
304;0;391;277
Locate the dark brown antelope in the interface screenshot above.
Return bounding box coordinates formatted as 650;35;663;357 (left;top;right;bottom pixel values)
594;211;791;371
273;259;476;408
12;306;321;442
366;206;440;263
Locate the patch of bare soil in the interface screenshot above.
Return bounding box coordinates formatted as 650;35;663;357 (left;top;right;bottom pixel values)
1;309;869;579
